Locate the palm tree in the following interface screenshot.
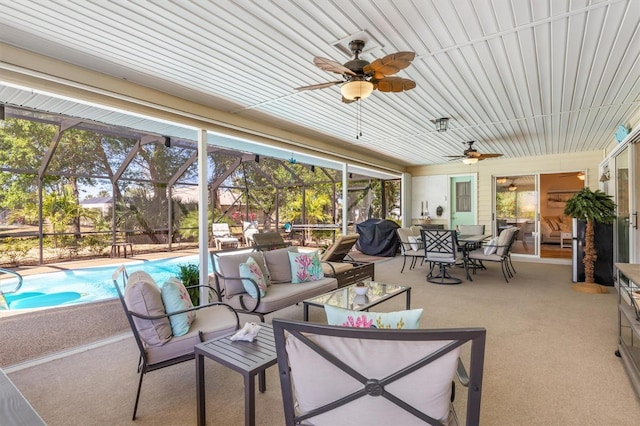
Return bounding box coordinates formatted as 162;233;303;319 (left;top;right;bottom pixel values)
564;188;616;293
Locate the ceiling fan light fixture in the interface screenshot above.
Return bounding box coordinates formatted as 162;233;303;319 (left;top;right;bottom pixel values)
462;157;479;164
341;80;374;100
496;177;507;184
577;171;585;181
508;183;517;191
434;117;449;132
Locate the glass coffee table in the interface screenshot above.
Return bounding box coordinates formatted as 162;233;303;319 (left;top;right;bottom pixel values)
303;280;411;321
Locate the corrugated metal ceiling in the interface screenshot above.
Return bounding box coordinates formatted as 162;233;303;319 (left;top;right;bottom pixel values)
0;0;638;168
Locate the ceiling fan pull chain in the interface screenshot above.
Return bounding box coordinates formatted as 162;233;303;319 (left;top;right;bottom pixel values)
356;99;362;139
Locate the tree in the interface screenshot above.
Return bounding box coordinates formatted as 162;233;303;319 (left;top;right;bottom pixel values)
564;187;616;293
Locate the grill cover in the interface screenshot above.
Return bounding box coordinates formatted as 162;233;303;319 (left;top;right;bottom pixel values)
355;219;400;257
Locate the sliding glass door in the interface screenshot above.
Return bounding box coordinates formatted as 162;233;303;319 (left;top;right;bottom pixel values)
494;175;537;256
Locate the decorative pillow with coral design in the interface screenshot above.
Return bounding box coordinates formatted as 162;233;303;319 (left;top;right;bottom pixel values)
324;305;423;329
239;256;268;298
288;251;324;283
161;277;196;337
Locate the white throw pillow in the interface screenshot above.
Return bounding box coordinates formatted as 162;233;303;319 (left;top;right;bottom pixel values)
483;237;499;255
407;236;420;251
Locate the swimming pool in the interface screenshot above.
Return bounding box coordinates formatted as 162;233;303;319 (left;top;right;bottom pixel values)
0;255;204;310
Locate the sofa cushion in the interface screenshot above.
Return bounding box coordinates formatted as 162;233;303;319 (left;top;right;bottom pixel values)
263;246;298;283
161;277;196;337
215;251;268;296
125;271;172;346
289;251;324;283
223;277;338;314
324;305;423;329
239;256;267;298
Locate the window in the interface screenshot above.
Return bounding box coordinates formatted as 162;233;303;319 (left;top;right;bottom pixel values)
456;181;471;212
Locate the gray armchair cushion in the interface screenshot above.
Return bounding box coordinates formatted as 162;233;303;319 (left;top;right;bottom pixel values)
145;304;239;365
124;271;172;347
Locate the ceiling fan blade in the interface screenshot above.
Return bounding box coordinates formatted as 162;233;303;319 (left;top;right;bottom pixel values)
363;51;416;76
295;81;343;91
477;153;503;159
313;57;356;75
375;77;417;93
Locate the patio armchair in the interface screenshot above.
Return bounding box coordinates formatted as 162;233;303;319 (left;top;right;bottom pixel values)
112;265;240;420
211;223;240;250
272;318;486;426
467;227;520;282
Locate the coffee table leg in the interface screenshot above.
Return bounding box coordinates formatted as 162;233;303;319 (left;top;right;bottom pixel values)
303;303;309;321
245;373;255;426
196;353;206;426
406;288;411;310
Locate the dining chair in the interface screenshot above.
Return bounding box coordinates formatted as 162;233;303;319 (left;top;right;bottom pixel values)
467;227;520;282
420;229;466;285
396;227;424;273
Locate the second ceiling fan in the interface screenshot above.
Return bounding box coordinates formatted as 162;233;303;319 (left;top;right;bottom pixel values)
295;40;417;103
446;141;503;163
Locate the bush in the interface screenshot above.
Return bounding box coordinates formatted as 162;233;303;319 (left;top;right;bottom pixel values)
0;237;32;266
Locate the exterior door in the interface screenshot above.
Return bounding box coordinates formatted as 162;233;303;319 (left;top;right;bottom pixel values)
615;142;639;264
450;175;476;230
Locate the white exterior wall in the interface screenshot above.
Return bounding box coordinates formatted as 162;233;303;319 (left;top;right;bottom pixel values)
408;150;605;230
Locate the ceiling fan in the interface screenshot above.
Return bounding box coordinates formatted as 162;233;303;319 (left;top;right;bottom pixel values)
446;141;503;163
295;40;417;103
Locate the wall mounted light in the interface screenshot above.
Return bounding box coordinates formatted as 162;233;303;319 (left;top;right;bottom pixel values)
599;172;610;182
163;136;171;147
432;117;450;132
255;154;260;163
462;157;478;164
577;172;585;181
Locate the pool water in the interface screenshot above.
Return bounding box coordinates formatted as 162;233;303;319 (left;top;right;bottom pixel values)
0;255;204;310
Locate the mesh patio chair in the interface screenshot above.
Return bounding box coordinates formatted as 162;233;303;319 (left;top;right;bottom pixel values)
273;318;486;426
112;265;240;420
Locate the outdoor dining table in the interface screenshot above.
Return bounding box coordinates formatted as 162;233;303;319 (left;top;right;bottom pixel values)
457;234;492;280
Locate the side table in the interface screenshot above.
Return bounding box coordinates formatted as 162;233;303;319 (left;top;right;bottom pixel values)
195;323;277;426
560;232;572;248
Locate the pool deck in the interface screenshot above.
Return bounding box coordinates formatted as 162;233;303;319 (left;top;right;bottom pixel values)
9;248;202;277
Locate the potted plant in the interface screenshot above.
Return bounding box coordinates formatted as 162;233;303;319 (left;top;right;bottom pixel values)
564;187;616;293
176;263;201;305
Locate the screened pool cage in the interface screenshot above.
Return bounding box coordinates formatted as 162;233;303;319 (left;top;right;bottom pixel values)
0;105;401;266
